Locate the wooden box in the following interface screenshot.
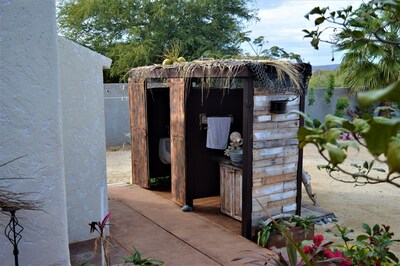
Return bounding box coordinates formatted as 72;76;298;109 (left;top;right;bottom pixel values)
266;225;315;249
220;161;242;221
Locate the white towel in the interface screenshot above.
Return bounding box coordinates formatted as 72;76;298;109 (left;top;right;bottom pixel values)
206;117;231;150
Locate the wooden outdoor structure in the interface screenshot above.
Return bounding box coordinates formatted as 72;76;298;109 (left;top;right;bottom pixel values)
128;60;311;239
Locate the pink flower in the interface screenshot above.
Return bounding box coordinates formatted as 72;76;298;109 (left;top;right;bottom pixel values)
333;250;344;258
302;245;313;254
323;249;352;266
323;249;335;258
89;211;111;237
312;234;324;247
339;258;352;266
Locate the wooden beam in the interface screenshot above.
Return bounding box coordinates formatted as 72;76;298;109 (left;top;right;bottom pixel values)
169;78;187;206
242;77;254;239
129;78;150;188
295;64;311;215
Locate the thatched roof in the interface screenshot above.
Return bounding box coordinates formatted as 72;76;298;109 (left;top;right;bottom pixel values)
129;59;311;94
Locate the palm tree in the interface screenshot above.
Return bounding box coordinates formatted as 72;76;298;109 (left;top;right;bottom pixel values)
336;2;400;93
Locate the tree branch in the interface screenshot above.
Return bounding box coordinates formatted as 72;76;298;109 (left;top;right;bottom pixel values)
316;147;400;188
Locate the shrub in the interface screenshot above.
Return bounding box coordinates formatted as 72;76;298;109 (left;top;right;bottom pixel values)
324;73;335;104
308;87;316;106
328;224;400;265
335;96;350;117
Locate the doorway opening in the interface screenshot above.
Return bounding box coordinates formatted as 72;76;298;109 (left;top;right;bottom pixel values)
147;87;171;190
145;81;244;235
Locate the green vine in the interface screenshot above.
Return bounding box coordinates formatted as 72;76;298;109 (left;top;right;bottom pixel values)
334;96;350;117
307;87;315;106
324;73;335;104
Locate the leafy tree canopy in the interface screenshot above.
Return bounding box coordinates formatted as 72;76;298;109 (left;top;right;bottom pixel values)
57;0;258;80
237;34;303;62
308;69;345;89
303;0;400;92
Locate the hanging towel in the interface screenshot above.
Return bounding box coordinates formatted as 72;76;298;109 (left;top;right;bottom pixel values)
206;117;231;150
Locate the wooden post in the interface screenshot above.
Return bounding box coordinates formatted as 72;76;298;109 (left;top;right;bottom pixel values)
296;64;311;215
169;78;187;206
129;78;150;188
242;77;254;239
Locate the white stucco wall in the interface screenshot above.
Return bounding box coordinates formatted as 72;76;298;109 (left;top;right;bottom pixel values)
58;36;112;243
0;1;70;265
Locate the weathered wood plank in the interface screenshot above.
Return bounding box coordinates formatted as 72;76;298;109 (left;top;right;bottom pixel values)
253;173;296;187
252;197;296;212
253;139;298;149
253;162;298;179
253;140;285;149
169;78;186;206
129;79;150;188
242;77;254;238
272;113;299;121
220;164;232;217
253;121;278;130
253;94;299;110
254;189;297;204
254;128;298;141
253;183;284;198
283;180;297;191
254;114;272;123
276;120;299;128
253;145;298;161
253;155;298;169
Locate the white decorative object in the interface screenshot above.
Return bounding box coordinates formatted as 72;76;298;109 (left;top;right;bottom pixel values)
224;132;243;162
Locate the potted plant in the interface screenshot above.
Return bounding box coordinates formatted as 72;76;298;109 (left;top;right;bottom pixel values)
257;214;315;249
224;132;243;163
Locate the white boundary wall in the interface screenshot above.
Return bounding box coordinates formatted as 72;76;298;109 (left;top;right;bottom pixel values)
0;1;70;264
59;36;111;243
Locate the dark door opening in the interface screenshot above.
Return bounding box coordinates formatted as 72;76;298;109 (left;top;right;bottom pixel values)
147;88;171;189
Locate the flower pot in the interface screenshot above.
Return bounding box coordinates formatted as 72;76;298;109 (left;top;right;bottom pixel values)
229;149;243;163
270;100;289;114
266;225;315;249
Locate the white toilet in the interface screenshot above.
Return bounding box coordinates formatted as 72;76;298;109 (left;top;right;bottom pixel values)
159;138;171;164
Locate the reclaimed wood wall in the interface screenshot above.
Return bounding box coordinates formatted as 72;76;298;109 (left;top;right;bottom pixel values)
129;79;150;188
169;78;186;206
251;88;300;226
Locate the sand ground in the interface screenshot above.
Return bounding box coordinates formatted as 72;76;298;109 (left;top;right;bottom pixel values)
106;144;400;255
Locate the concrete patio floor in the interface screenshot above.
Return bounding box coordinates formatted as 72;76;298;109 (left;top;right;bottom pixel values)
70;185;271;265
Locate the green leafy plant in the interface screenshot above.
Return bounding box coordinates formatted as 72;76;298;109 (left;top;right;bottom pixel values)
299;234;352;266
308;70;345;90
303;1;400;93
328;224;400;265
149;176;170;187
324;73;335;104
57;0;258;79
257;215;315;248
120;245;164;266
237;34;303;62
335;97;350;117
89;212;111;266
307;87;315;106
235;201;348;265
295;81;400;188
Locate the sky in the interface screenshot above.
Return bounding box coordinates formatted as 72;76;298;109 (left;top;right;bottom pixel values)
242;0;363;66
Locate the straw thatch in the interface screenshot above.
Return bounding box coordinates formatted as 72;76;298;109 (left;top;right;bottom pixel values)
0;187;42;211
129;59;306;95
1;157;42;212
